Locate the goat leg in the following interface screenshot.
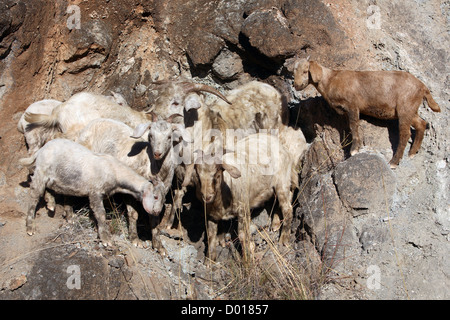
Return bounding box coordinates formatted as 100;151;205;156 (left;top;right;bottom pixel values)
150;215;167;256
26;186;44;236
409;115;427;157
89;194;113;247
347;109;362;156
205;219;219;266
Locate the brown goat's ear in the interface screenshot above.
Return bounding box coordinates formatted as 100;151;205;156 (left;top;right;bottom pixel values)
222;163;241;179
309;61;323;83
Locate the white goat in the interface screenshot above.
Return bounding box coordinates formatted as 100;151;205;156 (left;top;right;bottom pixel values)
76;118;173;252
133;81;297;231
20;139;164;247
24;92;148;143
189;133;297;264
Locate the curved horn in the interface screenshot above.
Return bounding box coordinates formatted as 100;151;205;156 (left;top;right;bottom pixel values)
166;113;183;123
181;82;231;105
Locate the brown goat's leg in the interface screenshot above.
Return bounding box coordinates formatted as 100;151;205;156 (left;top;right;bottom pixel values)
390;119;411;168
409;115;427;157
347;110;361;156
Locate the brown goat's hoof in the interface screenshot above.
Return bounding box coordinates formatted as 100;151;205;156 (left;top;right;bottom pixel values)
389;163;398;169
158;248;168;257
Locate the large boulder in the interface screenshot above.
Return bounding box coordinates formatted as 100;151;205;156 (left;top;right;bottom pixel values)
296;172;359;270
241;7;301;60
333;153;397;217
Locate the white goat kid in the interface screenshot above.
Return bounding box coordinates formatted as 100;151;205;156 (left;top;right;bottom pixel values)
20;139;163;247
76;118;171;251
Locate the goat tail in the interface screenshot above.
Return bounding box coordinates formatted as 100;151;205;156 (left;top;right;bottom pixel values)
19;153;37;168
424;89;441;113
24;112;61;132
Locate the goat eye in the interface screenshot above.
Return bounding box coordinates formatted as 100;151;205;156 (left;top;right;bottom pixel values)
172;101;179;106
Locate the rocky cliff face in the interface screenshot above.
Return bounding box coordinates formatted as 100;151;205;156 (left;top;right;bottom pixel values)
0;0;448;299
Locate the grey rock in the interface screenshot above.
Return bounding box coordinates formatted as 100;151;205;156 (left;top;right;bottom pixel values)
333;153;396;217
212;48;243;80
296;172;359;269
241;7;301;59
186;32;225;66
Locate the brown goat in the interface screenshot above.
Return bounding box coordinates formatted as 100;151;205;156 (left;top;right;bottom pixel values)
293;59;441;168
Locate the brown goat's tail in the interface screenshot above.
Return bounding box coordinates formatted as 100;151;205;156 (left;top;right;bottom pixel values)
24;112;61;132
424;89;441;113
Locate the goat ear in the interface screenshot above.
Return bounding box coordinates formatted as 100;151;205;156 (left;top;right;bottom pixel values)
193;149;204;164
131;122;151;139
149;111;159;122
222;163;241;179
184;94;202;111
182;164;195;187
309;61;323;83
172;124;193;143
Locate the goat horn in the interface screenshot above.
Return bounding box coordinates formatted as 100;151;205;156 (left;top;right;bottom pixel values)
166;113;183;123
144;106;155;114
181;82;231;105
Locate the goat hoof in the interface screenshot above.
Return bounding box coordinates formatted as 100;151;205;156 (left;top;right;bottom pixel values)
132;239;147;249
204;258;216;268
389;162;398;169
26;223;35;236
101;238;114;248
158;247;168;257
279;233;291;246
270;215;281;232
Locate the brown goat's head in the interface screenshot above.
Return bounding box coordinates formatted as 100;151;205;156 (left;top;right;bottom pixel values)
293;58;311;91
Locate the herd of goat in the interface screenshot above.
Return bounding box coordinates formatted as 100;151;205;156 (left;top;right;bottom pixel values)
17;58;440;264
